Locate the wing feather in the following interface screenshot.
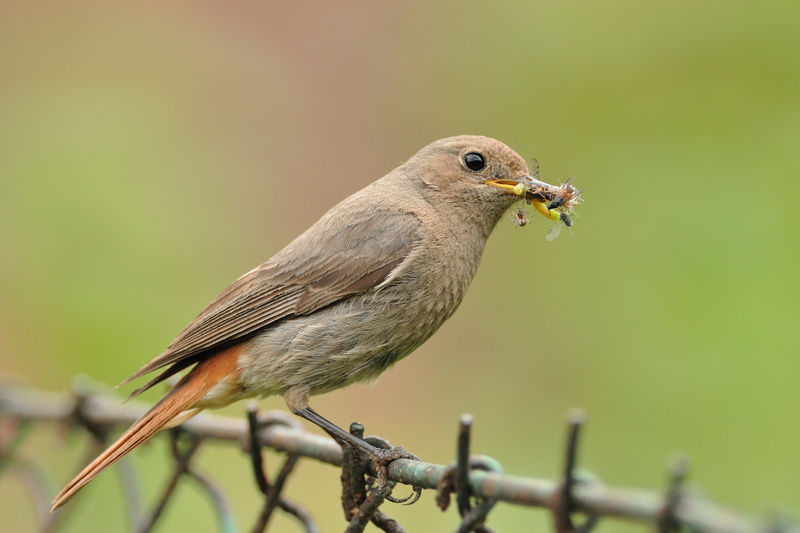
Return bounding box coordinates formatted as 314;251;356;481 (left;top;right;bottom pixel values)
121;209;420;395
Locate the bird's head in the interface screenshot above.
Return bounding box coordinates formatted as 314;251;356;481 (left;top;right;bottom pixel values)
404;135;579;232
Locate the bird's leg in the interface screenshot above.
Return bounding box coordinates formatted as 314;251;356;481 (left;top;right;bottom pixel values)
283;386;419;469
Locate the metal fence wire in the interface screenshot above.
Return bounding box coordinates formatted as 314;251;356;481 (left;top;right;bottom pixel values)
0;382;797;533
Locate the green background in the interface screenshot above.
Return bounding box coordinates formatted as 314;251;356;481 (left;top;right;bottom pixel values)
1;1;798;531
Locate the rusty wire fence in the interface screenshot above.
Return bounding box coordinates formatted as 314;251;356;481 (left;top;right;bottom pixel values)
0;382;797;533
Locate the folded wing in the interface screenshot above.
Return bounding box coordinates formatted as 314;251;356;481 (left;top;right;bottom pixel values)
122;209;421;397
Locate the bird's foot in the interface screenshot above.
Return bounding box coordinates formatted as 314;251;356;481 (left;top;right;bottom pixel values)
364;443;420;467
360;437;422;505
291;406;423;505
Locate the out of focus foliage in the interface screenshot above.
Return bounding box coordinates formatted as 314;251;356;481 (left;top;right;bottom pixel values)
1;2;798;531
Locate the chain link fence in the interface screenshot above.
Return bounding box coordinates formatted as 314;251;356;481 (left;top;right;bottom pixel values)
1;382;796;533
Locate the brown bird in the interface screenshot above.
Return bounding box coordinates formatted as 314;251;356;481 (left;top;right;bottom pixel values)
51;135;562;510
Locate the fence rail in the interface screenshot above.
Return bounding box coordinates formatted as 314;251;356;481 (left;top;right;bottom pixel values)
0;382;796;533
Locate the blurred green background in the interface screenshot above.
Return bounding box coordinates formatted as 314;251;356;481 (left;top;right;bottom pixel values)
2;1;799;531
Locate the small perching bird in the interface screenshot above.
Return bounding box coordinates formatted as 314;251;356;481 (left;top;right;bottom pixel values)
51;135;579;510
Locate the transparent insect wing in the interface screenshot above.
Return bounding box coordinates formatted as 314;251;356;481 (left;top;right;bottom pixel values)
546;221;563;241
528;158;540;180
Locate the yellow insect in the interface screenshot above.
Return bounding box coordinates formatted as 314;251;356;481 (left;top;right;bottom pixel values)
531;200;562;223
530;200;572;241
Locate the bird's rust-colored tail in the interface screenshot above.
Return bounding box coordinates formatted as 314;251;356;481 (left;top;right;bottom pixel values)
50;346;241;511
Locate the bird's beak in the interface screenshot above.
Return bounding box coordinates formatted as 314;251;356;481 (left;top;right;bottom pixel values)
486;174;582;227
485;174;559;202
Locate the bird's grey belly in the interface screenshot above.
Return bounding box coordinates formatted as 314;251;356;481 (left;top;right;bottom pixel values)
237;286;456;397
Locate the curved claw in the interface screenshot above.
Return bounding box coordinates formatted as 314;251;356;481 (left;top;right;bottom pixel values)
385;485;422;505
404;486;423;506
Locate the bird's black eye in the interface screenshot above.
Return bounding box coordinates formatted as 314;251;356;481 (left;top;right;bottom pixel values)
463;152;486;172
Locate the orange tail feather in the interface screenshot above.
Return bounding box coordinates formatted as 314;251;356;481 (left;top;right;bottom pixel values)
50;346;241;511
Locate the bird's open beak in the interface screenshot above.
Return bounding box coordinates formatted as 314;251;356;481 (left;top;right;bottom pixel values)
485;174;582;227
485;175;559;202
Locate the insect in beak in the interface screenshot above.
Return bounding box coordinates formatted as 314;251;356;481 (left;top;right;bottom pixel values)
486;162;582;240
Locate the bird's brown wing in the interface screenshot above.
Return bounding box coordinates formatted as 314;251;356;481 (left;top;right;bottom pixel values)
122;210;421;397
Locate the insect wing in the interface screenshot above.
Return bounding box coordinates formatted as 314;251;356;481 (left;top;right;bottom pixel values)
546;221;563;241
529;158;540;180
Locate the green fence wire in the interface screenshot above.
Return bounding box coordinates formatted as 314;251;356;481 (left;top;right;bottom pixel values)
0;383;796;533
